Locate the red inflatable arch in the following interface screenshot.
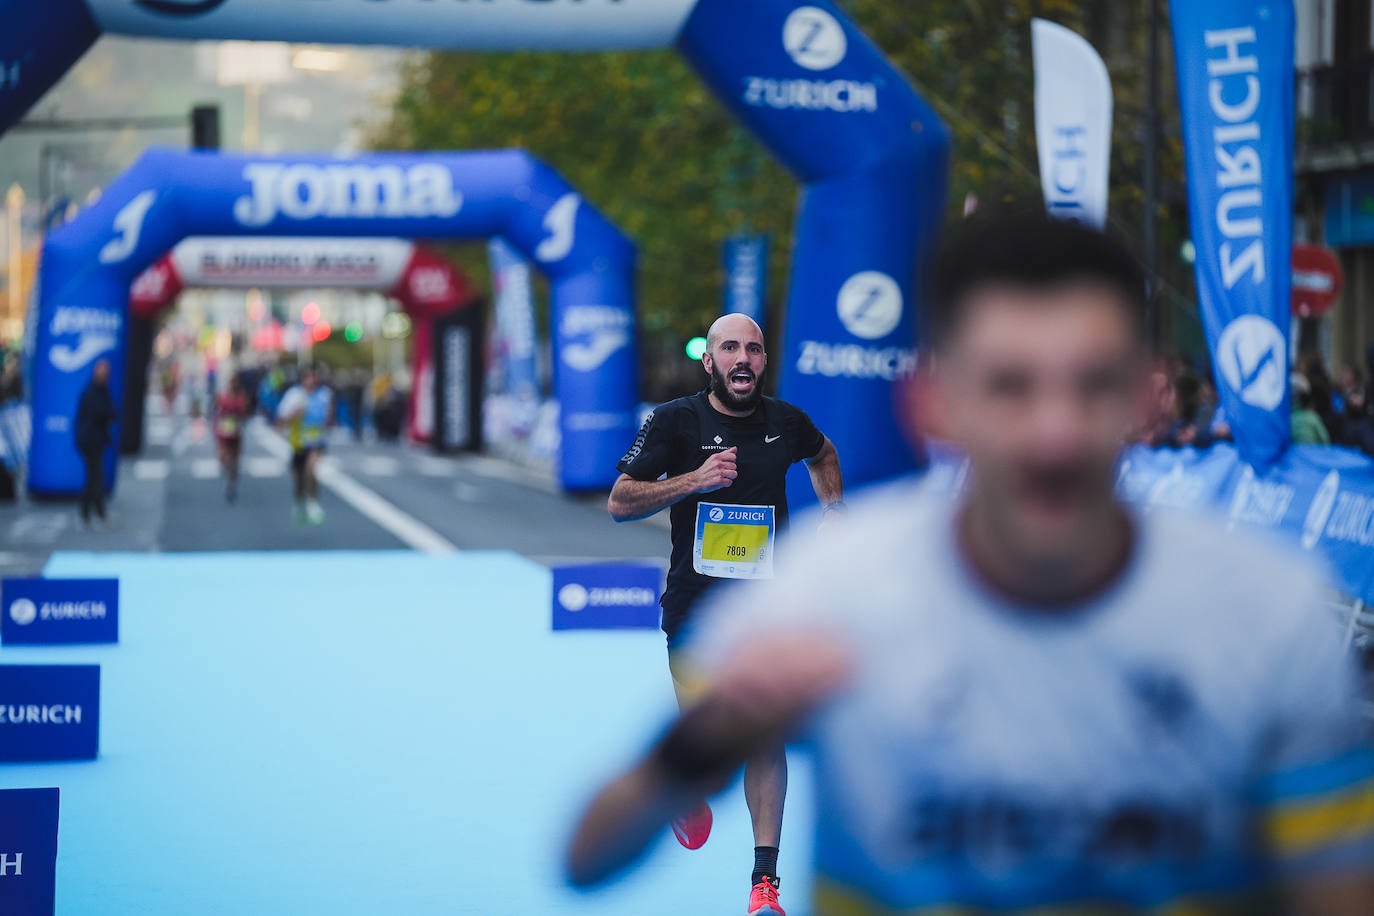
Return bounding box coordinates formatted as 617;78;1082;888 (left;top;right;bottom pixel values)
127;237;478;443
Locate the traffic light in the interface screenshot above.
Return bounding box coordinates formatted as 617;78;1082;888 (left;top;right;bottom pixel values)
190;104;220;151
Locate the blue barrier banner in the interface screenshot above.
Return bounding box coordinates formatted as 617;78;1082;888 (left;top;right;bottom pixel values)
2;578;119;645
0;788;59;916
1171;0;1295;469
29;149;636;494
0;665;100;762
723;234;769;323
552;563;663;630
922;441;1374;606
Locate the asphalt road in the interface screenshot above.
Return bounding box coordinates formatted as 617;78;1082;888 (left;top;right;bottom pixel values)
0;409;668;575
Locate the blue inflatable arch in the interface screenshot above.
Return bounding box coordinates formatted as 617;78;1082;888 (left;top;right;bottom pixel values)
2;0;950;500
28;147;636;495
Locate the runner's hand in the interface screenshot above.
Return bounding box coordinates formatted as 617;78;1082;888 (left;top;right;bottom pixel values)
694;447;738;494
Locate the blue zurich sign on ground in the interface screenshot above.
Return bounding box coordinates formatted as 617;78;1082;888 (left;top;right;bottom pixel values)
0;666;100;762
552;562;663;630
0;787;60;916
2;579;118;645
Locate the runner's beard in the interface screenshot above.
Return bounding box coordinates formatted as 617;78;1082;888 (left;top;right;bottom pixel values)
710;362;764;412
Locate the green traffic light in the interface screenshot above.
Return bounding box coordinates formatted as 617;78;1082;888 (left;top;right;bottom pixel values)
685;336;708;360
345;323;363;343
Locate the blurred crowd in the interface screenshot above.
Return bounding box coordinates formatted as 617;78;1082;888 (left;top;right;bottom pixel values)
226;358;410;442
0;342;22;403
1139;343;1374;456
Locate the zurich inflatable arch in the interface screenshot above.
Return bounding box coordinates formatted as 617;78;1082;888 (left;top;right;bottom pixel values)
1;0;951;501
28;148;636;495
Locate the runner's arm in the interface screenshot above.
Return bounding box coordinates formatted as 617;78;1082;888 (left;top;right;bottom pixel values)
607;448;737;522
806;436;843;508
566;632;849;888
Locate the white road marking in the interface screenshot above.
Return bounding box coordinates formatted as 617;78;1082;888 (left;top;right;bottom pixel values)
190;458;220;479
146;418;173;445
358;455;401;477
251;426;457;554
452;482;483;502
461;455;559;494
245;457;285;478
133;459;170;480
415;455;456;477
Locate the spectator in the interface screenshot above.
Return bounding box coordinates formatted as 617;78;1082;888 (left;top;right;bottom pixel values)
1197;374;1232;443
1300;353;1345;444
1336;362;1363;419
1291;373;1331;445
1137;365;1177;446
75;358;117;526
1160;372;1203;447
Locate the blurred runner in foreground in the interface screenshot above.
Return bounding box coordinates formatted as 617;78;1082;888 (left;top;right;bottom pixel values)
567;210;1374;914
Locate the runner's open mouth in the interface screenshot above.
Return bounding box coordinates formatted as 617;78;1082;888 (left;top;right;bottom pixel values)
729;370;755;389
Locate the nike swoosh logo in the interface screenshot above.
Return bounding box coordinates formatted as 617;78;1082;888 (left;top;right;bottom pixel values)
765;435;782;444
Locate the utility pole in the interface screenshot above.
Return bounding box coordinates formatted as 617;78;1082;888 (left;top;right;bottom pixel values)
1143;0;1163;348
5;184;23;340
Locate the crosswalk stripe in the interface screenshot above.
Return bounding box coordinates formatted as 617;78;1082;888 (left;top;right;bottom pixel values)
190;458;220;479
133;459;170;481
245;457;285;478
359;456;401;477
415;456;456;477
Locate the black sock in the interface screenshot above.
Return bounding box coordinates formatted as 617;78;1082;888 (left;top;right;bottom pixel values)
752;846;779;886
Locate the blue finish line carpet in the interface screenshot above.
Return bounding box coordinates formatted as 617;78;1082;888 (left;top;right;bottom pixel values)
1;552;815;915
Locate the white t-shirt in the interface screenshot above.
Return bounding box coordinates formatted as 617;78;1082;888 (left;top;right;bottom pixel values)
684;479;1374;912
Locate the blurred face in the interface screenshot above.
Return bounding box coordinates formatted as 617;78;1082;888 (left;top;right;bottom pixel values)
93;360;110;385
914;282;1149;565
704;316;767;412
302;370;318;391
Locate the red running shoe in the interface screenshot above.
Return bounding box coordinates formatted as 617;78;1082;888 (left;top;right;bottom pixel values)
670;800;712;850
748;876;784;916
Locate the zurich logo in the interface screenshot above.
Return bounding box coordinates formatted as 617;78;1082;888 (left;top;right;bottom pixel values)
558;583;589;613
1302;470;1341;550
837;272;903;340
134;0;228;15
708;507;725;522
8;598;37;626
783;7;848;71
1216;316;1286;410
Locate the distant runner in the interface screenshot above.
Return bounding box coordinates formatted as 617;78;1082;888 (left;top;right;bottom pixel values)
214;375;249;503
276;365;333;525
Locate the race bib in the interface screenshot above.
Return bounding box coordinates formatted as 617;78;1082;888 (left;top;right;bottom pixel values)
216;417;239;437
693;502;775;580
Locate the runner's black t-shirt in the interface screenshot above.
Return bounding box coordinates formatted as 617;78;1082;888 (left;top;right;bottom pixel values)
616;390;825;640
